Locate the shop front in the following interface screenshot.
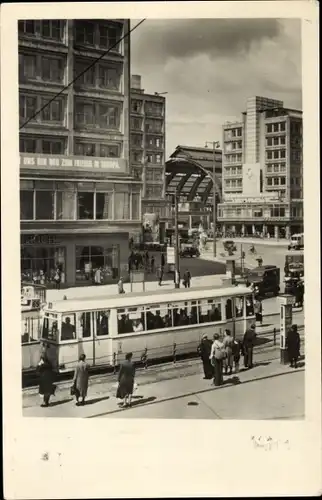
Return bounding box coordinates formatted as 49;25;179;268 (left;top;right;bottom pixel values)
20;232;130;287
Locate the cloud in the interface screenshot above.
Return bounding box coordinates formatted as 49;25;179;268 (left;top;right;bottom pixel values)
130;18;302;156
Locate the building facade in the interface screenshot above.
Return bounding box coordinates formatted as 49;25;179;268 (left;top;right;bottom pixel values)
19;19;142;287
130;75;167;242
219;96;303;238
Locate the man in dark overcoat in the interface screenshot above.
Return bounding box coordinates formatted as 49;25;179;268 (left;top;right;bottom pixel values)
197;335;214;379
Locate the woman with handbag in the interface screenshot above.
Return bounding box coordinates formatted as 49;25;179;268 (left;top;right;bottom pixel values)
72;354;89;406
116;352;136;407
37;354;56;407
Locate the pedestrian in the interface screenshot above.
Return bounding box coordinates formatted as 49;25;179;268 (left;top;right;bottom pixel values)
157;266;163;286
151;255;155;274
295;281;304;308
144;251;150;270
94;267;102;285
37;354;55;407
254;298;263;325
223;329;234;375
161;253;165;268
54;267;61;290
116;352;136;407
232;337;243;373
243;324;256;369
72;353;90;406
210;333;226;386
118;277;125;294
286;324;300;368
182;269;191;288
197;334;214;379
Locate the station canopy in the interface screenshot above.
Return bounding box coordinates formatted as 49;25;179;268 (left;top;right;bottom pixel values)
165;145;222;205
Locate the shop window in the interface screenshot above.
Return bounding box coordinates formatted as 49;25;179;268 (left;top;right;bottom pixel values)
75;245;119;283
35;190;55;220
97;310;110;336
77;191;94;219
21;246;66;285
61;314;76;341
20;190;34;220
96;192;113;219
114;192;130;219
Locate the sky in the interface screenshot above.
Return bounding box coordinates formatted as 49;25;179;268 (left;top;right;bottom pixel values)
130;18;302;159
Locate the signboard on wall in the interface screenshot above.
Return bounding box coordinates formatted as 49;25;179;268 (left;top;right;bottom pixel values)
242;163;261;196
167;247;175;264
20;153;127;173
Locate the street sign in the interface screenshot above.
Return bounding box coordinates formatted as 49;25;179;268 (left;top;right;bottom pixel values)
167;246;175;264
130;271;145;283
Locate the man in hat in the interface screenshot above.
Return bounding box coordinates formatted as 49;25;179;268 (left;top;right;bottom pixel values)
197;334;213;379
243;324;256;369
286;324;300;368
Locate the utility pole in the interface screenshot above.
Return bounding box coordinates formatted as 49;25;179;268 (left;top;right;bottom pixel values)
174;192;180;288
205;141;219;258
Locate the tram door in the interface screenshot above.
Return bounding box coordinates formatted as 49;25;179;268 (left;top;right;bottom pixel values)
224;298;236;338
93;309;112;367
78;311;96;366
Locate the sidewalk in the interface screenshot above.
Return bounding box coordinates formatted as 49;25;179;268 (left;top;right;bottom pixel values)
22;348;305;418
46;273;227;301
216;237;289;247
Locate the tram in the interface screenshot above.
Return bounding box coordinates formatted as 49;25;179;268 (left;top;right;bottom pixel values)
22;284;255;374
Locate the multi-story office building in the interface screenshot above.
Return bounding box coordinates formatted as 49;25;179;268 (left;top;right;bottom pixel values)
19;19;142;287
130;75;167;241
218;96;303;238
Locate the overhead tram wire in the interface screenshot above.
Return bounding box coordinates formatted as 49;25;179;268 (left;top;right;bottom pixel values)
19;18;146;130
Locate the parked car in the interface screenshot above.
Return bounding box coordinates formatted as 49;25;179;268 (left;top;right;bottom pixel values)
180;244;200;258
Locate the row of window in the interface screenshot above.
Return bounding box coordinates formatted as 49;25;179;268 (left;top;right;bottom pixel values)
290;177;302;186
146;153;163;164
266;149;286;160
266;122;286;133
145;169;163;182
131;135;163;149
266;177;286;186
290;188;303;199
145;186;163;199
291;206;303;217
218;207;287;218
266;136;286;146
223;128;242;140
20;95;121;130
131;100;164;116
224;179;242;188
223;154;242;164
291;151;302;162
20;136;121;157
224;166;242;176
266;163;286;173
143;204;170;218
19;20;123;52
42;295;254;342
131;117;163;134
224;141;242;152
20;181;140;221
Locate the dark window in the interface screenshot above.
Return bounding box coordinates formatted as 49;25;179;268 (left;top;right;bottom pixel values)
35;191;55;220
77;192;94;219
20;191;34;220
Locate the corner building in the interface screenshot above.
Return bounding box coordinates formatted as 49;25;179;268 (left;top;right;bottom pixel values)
19;19;142;287
218;96;303;239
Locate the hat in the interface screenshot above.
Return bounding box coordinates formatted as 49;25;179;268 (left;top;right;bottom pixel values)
251;324;256;329
202;334;208;340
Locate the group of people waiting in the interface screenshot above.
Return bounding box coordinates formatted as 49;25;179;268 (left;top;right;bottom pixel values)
197;325;257;386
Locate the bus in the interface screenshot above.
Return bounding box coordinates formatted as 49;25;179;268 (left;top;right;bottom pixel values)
22;284;255;374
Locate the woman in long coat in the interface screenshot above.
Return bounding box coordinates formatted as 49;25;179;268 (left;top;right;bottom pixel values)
73;353;90;405
38;354;55;407
223;329;234;375
117;352;136;407
286;324;300;368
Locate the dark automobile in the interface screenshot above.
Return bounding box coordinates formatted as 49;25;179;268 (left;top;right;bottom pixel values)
180;244;200;258
223;240;237;255
246;265;280;298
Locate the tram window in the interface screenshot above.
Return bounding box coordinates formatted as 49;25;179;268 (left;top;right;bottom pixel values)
117;307;144;334
42;317;58;341
225;299;233;319
77;311;91;338
246;295;254;317
198;300;222;323
61;314;76;341
187;301;199;325
97;310;110;336
235;297;244;318
145;305;168;330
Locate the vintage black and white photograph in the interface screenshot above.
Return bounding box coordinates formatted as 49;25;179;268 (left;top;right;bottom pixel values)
18;16;307;420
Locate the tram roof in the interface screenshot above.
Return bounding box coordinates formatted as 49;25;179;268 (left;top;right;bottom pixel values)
46;284;251;313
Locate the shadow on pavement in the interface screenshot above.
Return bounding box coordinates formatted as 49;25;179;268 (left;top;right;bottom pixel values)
130;396;157;407
84;395;110;406
296;361;305;368
49;398;73;407
223;376;241;386
253;361;271;367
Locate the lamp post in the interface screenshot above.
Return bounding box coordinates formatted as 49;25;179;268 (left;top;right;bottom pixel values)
174;191;180;288
205;141;220;257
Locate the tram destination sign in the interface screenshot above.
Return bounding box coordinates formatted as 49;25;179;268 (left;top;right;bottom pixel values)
20;153;127;173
